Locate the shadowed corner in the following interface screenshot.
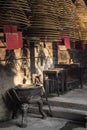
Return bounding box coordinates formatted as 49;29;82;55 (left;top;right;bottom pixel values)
0;63;16;122
0;120;18;128
59;120;85;130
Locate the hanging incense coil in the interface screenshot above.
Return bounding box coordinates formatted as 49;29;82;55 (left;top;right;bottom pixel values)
0;0;29;11
27;0;60;41
0;0;30;29
56;0;80;40
74;0;87;40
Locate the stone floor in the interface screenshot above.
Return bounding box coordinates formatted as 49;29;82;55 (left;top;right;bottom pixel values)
0;114;86;130
1;85;87;130
48;85;87;105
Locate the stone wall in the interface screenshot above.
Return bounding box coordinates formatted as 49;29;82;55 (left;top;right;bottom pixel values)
0;64;16;121
0;49;30;121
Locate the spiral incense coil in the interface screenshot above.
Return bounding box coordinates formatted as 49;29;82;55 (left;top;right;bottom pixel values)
0;0;29;11
28;0;60;41
74;0;87;40
56;0;80;40
0;0;86;42
0;0;30;29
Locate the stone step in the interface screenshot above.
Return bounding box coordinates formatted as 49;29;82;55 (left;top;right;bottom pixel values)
28;105;87;122
44;99;87;111
28;87;87;123
43;96;87;111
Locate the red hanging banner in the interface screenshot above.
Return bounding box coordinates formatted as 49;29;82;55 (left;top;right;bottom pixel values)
6;32;23;50
4;25;23;50
6;33;18;50
64;37;71;49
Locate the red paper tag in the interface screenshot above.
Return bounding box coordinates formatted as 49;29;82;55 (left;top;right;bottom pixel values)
6;33;18;50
